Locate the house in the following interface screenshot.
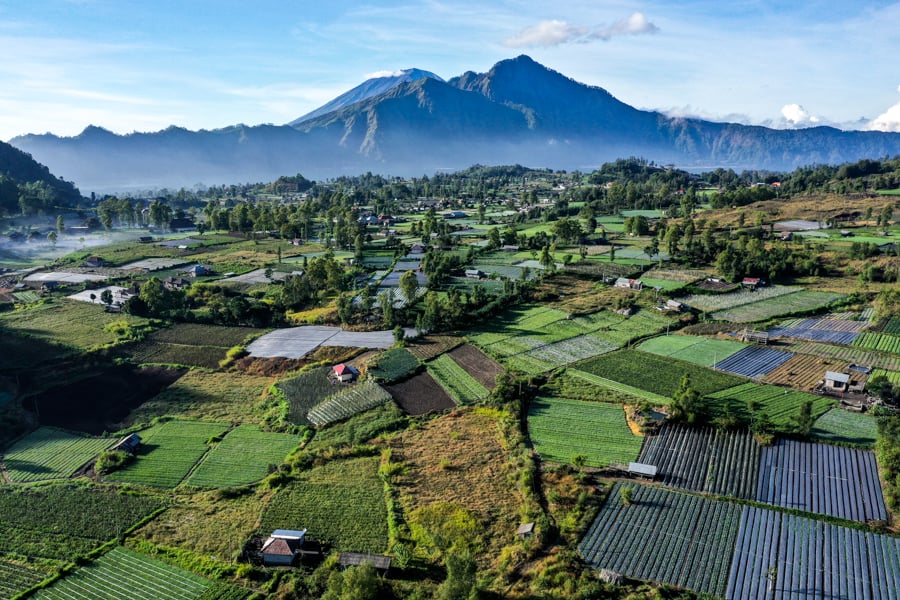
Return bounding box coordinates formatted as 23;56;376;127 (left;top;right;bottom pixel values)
614;278;642;291
516;522;535;540
84;256;105;268
332;364;358;383
500;245;520;252
339;553;392;575
824;371;850;392
110;433;141;454
780;231;794;241
628;462;658;479
138;236;154;243
261;529;306;566
164;277;190;291
665;299;685;312
741;277;765;289
183;264;211;277
465;269;486;279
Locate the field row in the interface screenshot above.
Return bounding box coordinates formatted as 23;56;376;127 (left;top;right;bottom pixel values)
3;428;111;483
681;285;800;312
185;425;299;488
306;381;394;427
0;560;48;599
427;354;490;404
853;332;900;355
713;346;795;378
704;383;835;430
710;290;844;323
637;335;746;367
787;340;900;371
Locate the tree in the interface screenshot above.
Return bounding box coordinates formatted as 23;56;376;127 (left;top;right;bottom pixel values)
399;270;419;306
46;231;57;247
539;245;555;272
100;289;113;306
670;374;702;424
793;399;814;437
322;561;380;600
56;214;65;235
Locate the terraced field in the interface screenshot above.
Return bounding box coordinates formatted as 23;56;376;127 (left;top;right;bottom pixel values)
711;290;844;323
185;426;300;487
786;340;900;371
704;383;834;430
853;332;900;355
681;285;800;312
763;353;850;390
811;408;880;446
767;316;867;344
0;560;48;599
712;346;794;378
3;428;111;483
637;335;746;367
427;354;490;404
306;381;394;426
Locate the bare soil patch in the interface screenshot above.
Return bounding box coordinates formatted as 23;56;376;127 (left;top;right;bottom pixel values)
406;335;464;361
21;366;186;434
447;344;504;390
384;372;455;416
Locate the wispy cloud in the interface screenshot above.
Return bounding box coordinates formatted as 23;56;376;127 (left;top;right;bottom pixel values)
503;12;659;48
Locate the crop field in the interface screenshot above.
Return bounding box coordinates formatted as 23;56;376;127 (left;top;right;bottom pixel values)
384;372;456;415
185;426;299;487
126;370;273;425
713;346;795;378
637;335;746;367
446;344;504;389
811;409;879;446
882;317;900;335
259;457;388;552
528;398;642;467
726;506;900;600
756;438;887;522
427;355;490;404
120;340;225;369
711;290;844;323
704;383;834;430
405;335;464;361
142;323;264;347
277;366;341;425
786;340;900;371
871;368;900;384
2;427;111;483
0;483;164;561
246;325;401;359
32;547;213;600
767;316;867;344
525;335;618;368
636;277;687;291
306;381;394;426
0;560;48;599
641;268;709;283
503;353;555;375
587;309;673;347
106;421;228;488
367;348;419;382
681;285;800;312
763;353;850;390
466;305;569;347
579;483;742;598
853;332;900;354
578;350;744;398
638;424;759;499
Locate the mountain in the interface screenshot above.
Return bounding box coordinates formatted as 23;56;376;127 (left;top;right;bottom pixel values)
10;55;900;192
288;68;443;125
0;139;81;215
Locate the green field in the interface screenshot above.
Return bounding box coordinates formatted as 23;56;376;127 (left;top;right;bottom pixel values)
870;369;900;385
3;427;111;483
566;369;671;404
106;421;228;488
704;383;835;430
149;323;266;347
427;355;489;404
368;348;420;382
810;408;880;446
258;457;388;552
853;333;900;355
577;350;744;399
710;290;844;323
306;381;394;427
0;560;49;599
185;425;300;487
637;335;746;367
528;397;643;467
277;366;341;425
32;547;215;600
0;483;164;561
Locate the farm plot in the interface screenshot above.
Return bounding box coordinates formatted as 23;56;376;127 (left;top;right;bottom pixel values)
811;409;879;446
871;368;900;384
756;438;887;522
588;309;673;348
704;383;834;430
119;339;225;369
637;335;746;367
0;483;164;561
638;424;759;499
2;427;111;483
0;560;48;599
853;332;900;355
277;366;340;425
786;340;900;371
882;317;900;335
525;335;618;368
427;355;490;404
713;346;794;378
503;353;557;376
767;316;867;344
247;326;408;359
579;483;742;598
149;323;265;347
31;546;213;600
259;457;388;553
763;353;850;390
726;506;900;600
528;398;642;467
446;344;504;390
106;421;228;488
405;335;464;361
185;426;300;487
641;268;709;283
711;290;844;323
681;285;800;312
384;372;456;415
306;381;394;427
367;348;419;382
577;350;744;399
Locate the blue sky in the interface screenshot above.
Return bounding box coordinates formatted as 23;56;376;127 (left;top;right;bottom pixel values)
1;0;899;140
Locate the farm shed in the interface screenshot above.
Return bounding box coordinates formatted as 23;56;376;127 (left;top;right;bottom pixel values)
111;433;141;453
741;277;765;289
665;299;684;312
628;462;657;479
339;552;391;575
614;278;642;291
741;330;769;345
516;522;535;539
332;363;358;383
84;256;105;268
464;269;486;279
824;370;850;392
262;529;306;566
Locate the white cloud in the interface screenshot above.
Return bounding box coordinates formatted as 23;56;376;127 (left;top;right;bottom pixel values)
780;103;821;126
503;13;658;48
364;70;409;79
867;85;900;132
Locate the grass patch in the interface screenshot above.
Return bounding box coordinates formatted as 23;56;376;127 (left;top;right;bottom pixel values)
637;335;746;367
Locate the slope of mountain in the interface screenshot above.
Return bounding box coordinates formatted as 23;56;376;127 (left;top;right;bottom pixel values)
10;56;900;191
0;139;81;214
289;68;443;126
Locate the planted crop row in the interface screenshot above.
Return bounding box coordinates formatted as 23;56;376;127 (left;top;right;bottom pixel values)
713;346;795;378
148;323;265;348
277;367;344;425
638;335;746;367
870;368;900;385
526;335;618;368
726;506;900;599
528;397;643;467
704;383;834;430
306;381;393;427
882;316;900;335
185;425;300;488
711;290;844;323
579;484;742;598
33;546;212;600
787;340;900;371
588;310;672;347
503;353;555;375
638;424;759;499
567;368;671;405
368;348;419;382
259;457;388;553
853;332;900;355
427;355;489;404
0;560;48;598
106;421;228;488
756;438;887;522
2;427;111;483
681;285;801;312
